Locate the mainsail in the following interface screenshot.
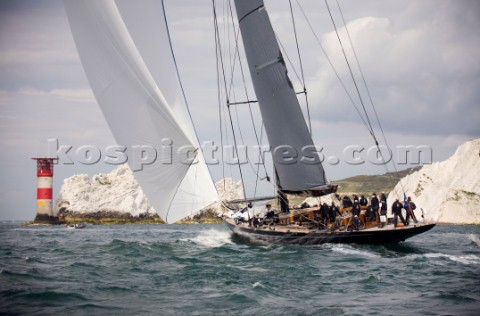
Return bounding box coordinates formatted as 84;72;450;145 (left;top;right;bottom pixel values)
233;0;333;195
64;0;217;223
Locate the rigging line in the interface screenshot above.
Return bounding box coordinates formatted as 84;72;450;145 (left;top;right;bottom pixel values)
227;43;267;192
232;96;266;179
213;0;246;199
214;2;226;191
161;1;205;152
162;0;219;210
335;0;404;191
231;98;272;189
293;0;371;132
288;0;312;136
253;123;277;194
253;122;264;197
297;1;393;190
228;1;270;183
324;0;375;138
229;81;252;171
217;2;233;178
212;0;231;103
227;103;248;200
225;1;237;101
228;2;250;102
226;31;240;98
223;5;261;183
276;34;303;86
335;1;399;168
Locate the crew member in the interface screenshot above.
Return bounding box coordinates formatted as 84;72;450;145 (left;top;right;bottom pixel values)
263;203;277;225
359;195;368;206
391;198;407;228
342;196;352;208
350;199;362;231
320;202;330;227
329;202;341;225
379;196;387;228
371;193;379;222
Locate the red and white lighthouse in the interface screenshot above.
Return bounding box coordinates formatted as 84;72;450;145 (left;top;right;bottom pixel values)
32;158;59;223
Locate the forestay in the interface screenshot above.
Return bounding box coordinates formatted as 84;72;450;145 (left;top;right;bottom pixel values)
233;0;331;194
64;0;217;223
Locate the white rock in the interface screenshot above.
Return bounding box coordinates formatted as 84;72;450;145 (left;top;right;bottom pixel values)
388;139;480;224
55;164;156;216
55;165;244;219
56;139;479;224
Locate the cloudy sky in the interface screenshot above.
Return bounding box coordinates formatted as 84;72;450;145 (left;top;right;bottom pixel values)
0;0;479;220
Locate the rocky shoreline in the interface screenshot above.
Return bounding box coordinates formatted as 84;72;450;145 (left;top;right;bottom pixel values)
57;208;164;224
25;208;226;225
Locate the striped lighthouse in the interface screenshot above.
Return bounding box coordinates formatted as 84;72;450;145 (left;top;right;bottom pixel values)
32;158;59;223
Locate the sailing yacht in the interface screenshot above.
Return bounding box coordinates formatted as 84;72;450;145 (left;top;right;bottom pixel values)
220;0;435;244
64;0;435;244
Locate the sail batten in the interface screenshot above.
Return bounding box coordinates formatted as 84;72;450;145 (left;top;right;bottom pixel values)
233;0;328;193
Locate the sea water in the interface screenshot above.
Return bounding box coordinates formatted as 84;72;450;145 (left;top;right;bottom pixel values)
0;223;478;315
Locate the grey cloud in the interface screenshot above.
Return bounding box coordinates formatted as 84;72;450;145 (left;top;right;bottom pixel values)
305;0;480;138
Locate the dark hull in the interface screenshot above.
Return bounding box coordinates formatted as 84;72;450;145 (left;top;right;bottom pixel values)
224;218;436;245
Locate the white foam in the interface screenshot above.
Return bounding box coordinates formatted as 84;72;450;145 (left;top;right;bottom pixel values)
468;234;480;247
423;253;480;266
186;228;233;248
328;244;380;259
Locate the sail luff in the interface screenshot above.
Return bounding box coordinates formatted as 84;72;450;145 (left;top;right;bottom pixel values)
233;0;329;193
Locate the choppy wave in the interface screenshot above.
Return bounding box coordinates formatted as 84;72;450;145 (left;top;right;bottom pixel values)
182;228;233;248
468;233;480;247
423;252;480;265
0;223;479;315
328;244;381;259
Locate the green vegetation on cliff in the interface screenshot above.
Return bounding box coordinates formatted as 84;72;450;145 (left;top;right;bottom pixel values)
334;167;420;195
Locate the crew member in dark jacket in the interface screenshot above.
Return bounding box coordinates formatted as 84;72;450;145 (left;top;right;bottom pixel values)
350;199;362;231
371;193;379;221
380;198;387;216
380;192;387;206
329;202;341;225
379;196;388;228
342;196;352;208
320;202;330;227
405;196;418;225
391;198;407;228
366;205;375;223
359;195;368;207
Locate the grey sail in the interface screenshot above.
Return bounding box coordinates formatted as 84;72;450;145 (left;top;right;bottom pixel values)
233;0;334;195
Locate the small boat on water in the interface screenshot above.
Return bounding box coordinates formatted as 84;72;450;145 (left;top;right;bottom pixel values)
66;223;87;229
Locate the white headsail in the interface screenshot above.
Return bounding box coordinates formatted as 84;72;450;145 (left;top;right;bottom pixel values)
64;0;217;223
